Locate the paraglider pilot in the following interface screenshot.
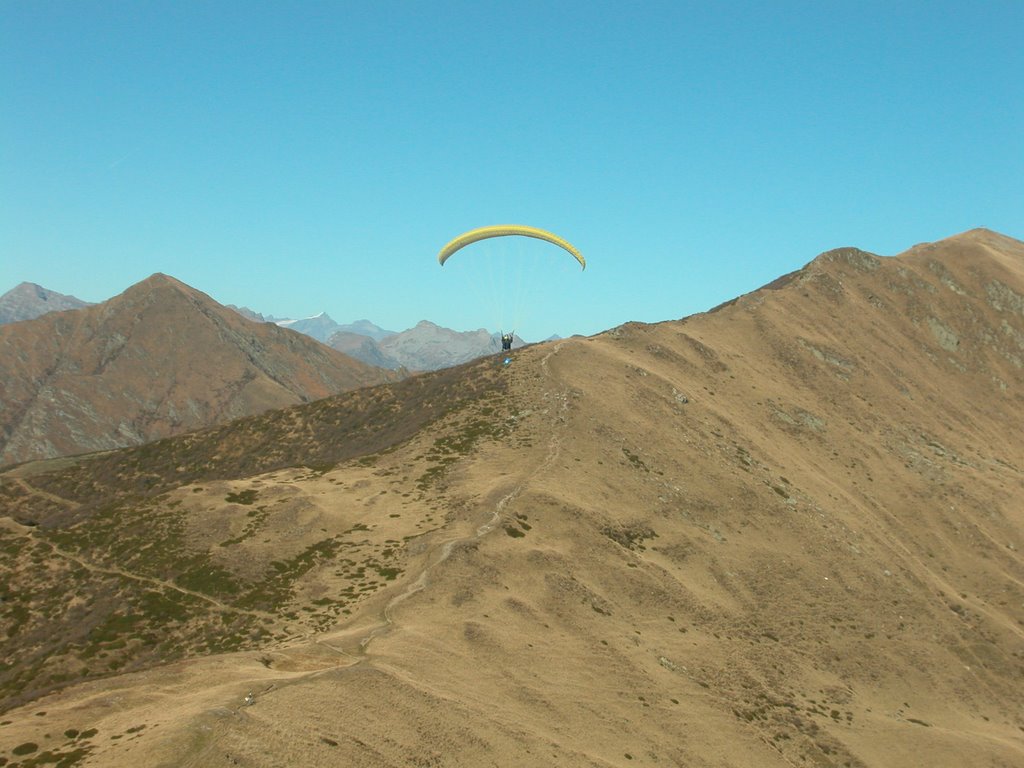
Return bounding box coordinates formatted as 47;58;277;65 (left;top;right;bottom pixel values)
501;332;514;352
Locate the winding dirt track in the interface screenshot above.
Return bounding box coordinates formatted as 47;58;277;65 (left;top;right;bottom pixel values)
373;345;567;641
310;342;571;667
173;345;574;766
4;477;279;621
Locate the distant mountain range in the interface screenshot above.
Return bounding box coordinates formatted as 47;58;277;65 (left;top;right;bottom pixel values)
227;307;524;370
0;282;92;323
342;320;523;370
0;274;532;465
228;308;395;343
1;283;528;373
0;274;398;465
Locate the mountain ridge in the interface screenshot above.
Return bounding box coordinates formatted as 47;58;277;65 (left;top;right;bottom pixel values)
0;273;398;466
0;229;1022;767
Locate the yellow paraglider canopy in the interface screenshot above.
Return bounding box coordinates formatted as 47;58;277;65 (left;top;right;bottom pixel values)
437;225;585;269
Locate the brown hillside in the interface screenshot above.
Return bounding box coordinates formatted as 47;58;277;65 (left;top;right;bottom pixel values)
0;230;1021;767
0;274;398;465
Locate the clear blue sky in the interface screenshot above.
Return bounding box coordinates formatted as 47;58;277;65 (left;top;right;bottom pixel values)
2;1;1022;341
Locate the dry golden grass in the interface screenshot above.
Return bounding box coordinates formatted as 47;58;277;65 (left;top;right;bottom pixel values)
1;229;1022;767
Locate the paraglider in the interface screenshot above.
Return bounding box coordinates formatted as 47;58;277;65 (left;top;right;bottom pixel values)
436;224;584;357
437;225;585;269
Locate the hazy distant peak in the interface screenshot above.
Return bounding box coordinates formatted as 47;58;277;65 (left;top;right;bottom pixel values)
14;281;47;296
6;281;68;298
335;319;396;341
0;281;92;324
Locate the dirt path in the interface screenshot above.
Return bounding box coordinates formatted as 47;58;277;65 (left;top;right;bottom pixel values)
14;525;280;622
7;476;77;508
62;342;578;767
302;342;573;669
369;342;570;643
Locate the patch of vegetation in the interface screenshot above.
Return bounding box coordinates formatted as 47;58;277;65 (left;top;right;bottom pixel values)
601;523;658;551
220;504;272;547
8;737;93;767
175;562;240;596
621;447;649;472
237;536;345;611
0;505;274;710
225;489;258;505
303;463;336;476
416;400;518;490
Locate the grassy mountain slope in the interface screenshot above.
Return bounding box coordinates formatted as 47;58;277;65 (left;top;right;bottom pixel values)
0;229;1021;767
